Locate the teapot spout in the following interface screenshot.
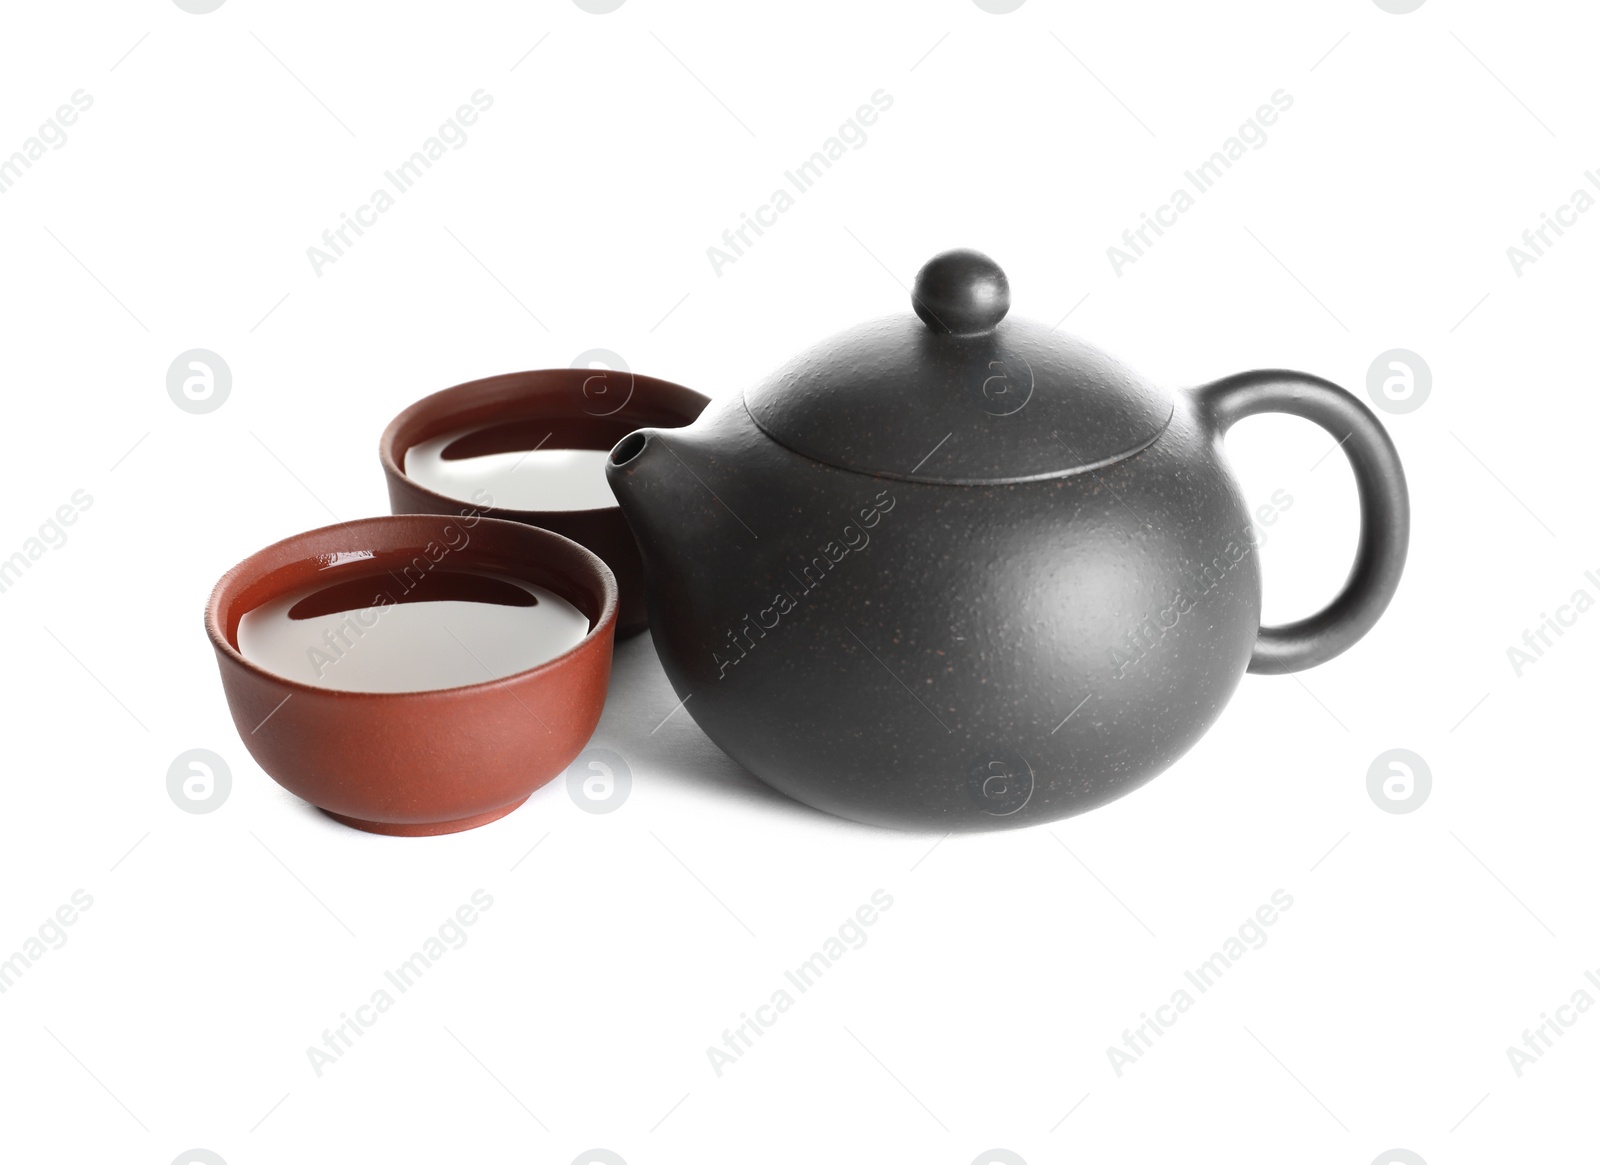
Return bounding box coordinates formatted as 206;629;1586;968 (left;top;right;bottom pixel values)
608;427;657;477
606;398;765;589
606;397;773;649
605;427;698;567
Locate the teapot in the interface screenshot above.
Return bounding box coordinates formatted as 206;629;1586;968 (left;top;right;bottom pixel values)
607;249;1409;831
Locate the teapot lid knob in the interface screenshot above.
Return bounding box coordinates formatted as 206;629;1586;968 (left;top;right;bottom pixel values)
911;249;1010;336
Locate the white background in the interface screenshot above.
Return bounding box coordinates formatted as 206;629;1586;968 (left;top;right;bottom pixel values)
1;1;1595;1162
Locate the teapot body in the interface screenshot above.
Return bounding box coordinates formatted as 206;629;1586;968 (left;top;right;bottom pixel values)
613;392;1263;830
609;251;1409;832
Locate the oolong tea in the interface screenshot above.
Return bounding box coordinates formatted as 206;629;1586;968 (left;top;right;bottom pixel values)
238;566;589;693
405;426;616;512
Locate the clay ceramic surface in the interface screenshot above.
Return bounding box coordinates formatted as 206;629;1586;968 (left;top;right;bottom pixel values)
608;249;1410;832
380;368;708;638
205;515;617;835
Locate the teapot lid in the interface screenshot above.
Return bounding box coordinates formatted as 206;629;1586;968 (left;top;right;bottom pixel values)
743;249;1172;485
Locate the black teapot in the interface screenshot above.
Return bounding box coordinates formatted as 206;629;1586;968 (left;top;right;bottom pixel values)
607;250;1408;831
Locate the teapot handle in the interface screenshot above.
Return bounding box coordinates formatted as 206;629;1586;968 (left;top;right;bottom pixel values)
1196;369;1409;675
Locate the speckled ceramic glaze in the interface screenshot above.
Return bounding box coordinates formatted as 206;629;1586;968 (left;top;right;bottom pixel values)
608;250;1409;832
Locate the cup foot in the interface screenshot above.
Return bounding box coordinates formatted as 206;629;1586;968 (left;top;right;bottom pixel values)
320;797;529;836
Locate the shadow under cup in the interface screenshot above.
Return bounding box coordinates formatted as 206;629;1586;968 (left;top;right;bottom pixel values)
379;369;709;638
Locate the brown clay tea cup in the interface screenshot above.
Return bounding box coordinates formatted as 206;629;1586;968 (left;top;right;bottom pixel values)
205;514;618;836
379;368;709;638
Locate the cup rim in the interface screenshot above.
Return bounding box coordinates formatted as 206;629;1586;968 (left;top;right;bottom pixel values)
204;514;619;701
378;367;710;521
